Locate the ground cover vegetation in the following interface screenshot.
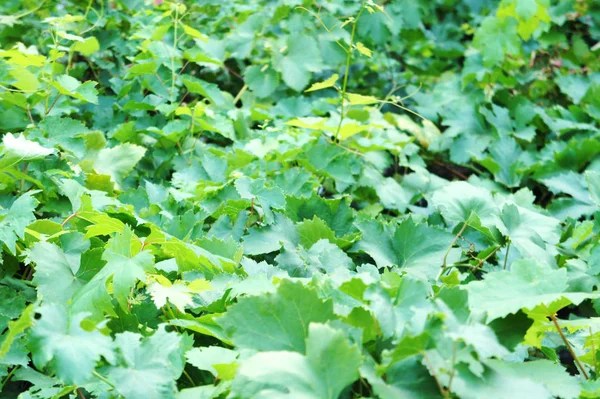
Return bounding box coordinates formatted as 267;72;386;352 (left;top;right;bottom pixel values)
0;0;599;397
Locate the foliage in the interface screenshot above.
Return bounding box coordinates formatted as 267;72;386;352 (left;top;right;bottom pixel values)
0;0;599;397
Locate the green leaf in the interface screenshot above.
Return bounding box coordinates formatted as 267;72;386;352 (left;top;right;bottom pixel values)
71;36;100;56
181;75;230;107
51;75;98;104
355;42;372;58
498;203;560;266
296;216;345;249
28;241;94;305
556;74;589;104
29;304;113;384
305;74;339;93
186;346;238;378
230;323;361;399
465;258;596;322
275;35;323;91
482;359;580;399
0;191;38;255
585;171;600;206
473;16;520;67
147;279;193;312
107;326;185;399
234;177;285;225
94;143;146;189
217;280;336;352
83;226;154;311
346;92;379;105
353;217;453;278
244;65;279;98
0;305;34;361
126;62;157;78
431;181;498;228
242;213;299;255
2;133;54;161
35;116;90;157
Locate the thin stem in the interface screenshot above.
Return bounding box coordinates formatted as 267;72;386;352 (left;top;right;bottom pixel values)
166;303;177;320
334;1;367;142
190;103;197;135
61;212;79;227
20;162;28;194
171;5;179;101
295;7;347;52
503;240;511;270
77;388;86;399
377;82;399;111
590;327;598;377
476;245;501;268
45;29;59;112
81;0;104;35
26;107;35;126
432;160;468;180
92;370;115;388
1;366;18;390
173;60;190;85
379;99;428;121
14;0;48;19
176;139;189;165
320;132;364;157
550;314;589;380
45;94;62;116
233;84;248;105
154;73;169;93
182;369;196;387
422;351;449;398
177;91;190;107
25;264;34;281
447;342;457;395
442;223;468;269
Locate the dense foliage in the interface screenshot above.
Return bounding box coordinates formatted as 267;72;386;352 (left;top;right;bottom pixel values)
0;0;599;397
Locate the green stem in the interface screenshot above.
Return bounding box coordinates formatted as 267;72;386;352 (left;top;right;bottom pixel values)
422;351;450;398
476;245;501;268
334;1;367;142
442;223;468;269
503;240;511;270
171;6;179;101
1;366;18;390
590;327;598;377
233;84;248;105
166;303;177;320
92;370;115;389
551;314;589;380
182;369;196;387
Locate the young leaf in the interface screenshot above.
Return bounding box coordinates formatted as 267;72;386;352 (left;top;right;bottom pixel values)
305;74;339;92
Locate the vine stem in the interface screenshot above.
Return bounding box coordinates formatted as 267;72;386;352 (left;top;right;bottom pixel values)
233;84;248;105
440;222;468;272
503;240;511;270
182;369;196;387
170;5;179;101
92;370;116;388
61;212;79;227
550;314;589;380
422;351;450;398
447;342;457;395
45;94;62;116
334;0;367;142
476;245;501;268
590;327;598;377
1;366;17;390
26;107;35;126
